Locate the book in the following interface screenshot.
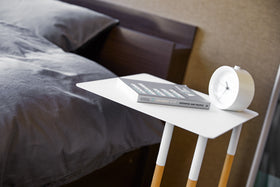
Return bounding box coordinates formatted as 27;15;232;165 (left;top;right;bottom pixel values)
119;78;210;109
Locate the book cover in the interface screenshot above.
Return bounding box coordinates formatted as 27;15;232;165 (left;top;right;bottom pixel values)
119;78;210;109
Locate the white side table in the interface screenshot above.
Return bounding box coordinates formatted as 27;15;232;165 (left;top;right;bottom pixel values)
77;73;258;187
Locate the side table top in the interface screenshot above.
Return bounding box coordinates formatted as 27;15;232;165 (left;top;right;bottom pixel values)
77;73;258;139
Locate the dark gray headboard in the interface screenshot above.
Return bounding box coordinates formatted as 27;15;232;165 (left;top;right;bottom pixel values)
62;0;197;84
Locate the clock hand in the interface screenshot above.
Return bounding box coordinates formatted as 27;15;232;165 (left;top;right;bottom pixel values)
217;82;230;100
217;81;229;90
225;81;229;90
217;88;228;100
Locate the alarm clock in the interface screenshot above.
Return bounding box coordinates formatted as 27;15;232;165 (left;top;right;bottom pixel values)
208;65;255;111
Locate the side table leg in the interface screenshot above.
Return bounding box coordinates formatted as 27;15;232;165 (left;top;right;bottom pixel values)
151;122;174;187
186;135;208;187
218;124;243;187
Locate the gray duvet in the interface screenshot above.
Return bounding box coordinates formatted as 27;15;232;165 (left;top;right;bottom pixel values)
0;22;162;186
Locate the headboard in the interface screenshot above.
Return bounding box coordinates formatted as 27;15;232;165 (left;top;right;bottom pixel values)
62;0;197;84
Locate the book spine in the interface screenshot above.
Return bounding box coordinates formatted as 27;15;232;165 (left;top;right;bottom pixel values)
138;96;210;109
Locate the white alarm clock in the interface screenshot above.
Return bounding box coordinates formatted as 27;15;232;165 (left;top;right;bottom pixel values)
208;65;255;111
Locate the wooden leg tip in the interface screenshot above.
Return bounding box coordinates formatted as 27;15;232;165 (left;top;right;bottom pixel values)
186;179;197;187
151;165;165;187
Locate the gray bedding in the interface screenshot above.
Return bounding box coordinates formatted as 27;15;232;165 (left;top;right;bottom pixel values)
0;22;162;186
0;0;119;52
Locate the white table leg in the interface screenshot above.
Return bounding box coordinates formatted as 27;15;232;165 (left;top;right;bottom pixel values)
151;122;174;187
186;135;208;187
218;124;243;187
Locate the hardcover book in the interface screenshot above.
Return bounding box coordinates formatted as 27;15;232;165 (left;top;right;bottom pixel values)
119;78;210;109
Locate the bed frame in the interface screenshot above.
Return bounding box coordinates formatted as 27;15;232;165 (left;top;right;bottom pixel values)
61;0;197;186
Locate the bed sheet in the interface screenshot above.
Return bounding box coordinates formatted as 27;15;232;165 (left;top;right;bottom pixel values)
0;22;162;186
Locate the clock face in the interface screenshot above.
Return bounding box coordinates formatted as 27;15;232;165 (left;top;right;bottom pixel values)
209;67;239;109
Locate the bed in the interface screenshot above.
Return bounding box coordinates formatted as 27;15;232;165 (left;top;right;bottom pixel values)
0;0;196;186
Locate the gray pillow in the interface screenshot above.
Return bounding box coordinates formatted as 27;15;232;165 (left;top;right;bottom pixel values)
0;0;118;51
